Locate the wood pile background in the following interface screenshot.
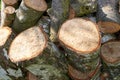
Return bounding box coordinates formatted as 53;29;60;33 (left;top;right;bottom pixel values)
0;0;120;80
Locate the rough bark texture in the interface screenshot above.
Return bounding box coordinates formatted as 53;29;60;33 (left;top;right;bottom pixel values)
23;41;69;80
37;16;51;36
1;6;15;27
101;41;120;80
12;0;47;33
68;62;100;80
9;26;47;62
70;0;97;17
47;0;70;42
101;34;116;44
97;0;120;33
66;48;100;72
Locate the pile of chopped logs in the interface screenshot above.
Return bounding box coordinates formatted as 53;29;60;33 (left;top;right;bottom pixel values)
0;0;120;80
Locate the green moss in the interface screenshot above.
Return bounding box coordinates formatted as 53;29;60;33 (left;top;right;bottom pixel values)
61;0;70;19
71;0;97;16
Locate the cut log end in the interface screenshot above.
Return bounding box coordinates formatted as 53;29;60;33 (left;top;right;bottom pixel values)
3;0;18;5
24;0;47;11
58;18;101;54
68;64;100;80
0;27;12;46
4;6;15;14
101;41;120;63
98;21;120;33
9;26;47;62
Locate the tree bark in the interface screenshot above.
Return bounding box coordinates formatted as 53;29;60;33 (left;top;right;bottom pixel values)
66;49;100;73
1;6;15;27
23;42;69;80
37;16;51;36
70;0;97;17
47;0;70;42
101;34;116;44
68;62;100;80
97;0;120;33
12;0;47;33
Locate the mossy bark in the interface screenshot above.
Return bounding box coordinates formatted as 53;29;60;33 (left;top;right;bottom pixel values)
47;0;70;42
12;0;44;33
69;63;100;80
70;0;97;17
23;42;69;80
66;48;100;72
101;60;120;80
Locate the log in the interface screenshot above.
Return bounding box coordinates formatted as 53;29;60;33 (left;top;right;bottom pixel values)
101;41;120;79
1;6;15;27
9;26;47;62
58;18;101;72
70;0;97;17
12;0;47;33
47;0;70;42
68;63;100;80
0;27;12;46
101;41;120;64
97;0;120;33
58;18;101;53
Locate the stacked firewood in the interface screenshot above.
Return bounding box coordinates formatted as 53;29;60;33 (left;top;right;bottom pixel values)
0;0;120;80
